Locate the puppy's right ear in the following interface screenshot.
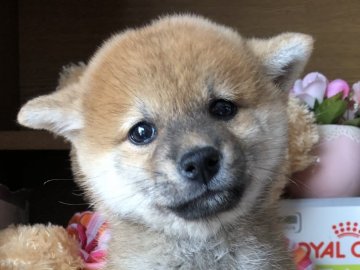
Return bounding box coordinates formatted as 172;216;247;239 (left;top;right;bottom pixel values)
17;63;86;142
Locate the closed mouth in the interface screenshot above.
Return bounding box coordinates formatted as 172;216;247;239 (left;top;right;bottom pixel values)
168;187;243;220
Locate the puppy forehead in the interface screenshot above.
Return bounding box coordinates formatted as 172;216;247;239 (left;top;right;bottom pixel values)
82;18;262;142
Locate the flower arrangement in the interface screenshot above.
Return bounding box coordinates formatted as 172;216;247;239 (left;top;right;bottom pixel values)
291;72;360;126
67;211;110;270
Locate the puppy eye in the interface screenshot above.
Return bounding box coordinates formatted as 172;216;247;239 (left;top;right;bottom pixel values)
128;121;157;145
209;99;237;120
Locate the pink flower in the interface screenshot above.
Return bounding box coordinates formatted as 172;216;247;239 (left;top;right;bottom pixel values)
291;72;328;108
67;211;110;270
326;79;350;99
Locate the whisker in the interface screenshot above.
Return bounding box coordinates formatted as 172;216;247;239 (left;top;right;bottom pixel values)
57;201;91;206
72;191;86;196
43;178;74;185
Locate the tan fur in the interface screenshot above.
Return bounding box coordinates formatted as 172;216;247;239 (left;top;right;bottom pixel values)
287;97;319;173
80;18;271;150
16;15;315;269
0;224;83;270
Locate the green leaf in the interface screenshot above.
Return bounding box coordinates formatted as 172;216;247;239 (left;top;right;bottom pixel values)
314;93;347;124
313;99;320;111
343;118;360;127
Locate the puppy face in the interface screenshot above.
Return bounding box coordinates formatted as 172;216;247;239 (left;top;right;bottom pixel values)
18;15;313;237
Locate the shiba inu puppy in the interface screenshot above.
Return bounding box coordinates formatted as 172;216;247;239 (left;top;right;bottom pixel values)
18;15;313;269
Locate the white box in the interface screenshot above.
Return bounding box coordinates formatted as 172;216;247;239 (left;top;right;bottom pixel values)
280;198;360;270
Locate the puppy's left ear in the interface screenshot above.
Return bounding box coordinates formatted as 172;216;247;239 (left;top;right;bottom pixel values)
248;33;313;91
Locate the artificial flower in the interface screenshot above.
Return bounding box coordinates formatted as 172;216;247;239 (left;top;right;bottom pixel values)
291;72;327;108
344;82;360;121
326;79;350;99
291;72;360;126
67;211;110;270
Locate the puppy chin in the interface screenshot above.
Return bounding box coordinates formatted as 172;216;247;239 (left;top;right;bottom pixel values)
117;192;252;240
151;203;252;239
167;187;244;220
134;206;234;239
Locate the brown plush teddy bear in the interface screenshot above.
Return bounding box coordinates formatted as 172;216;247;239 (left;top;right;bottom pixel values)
0;63;318;270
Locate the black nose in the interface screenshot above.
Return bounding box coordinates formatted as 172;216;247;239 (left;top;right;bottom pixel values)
179;147;221;184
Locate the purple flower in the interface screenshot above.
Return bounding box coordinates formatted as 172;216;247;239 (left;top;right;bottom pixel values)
291;72;328;108
326;79;350;99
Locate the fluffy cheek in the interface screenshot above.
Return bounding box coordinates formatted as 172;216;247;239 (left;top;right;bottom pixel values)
76;146;155;218
221;104;287;206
